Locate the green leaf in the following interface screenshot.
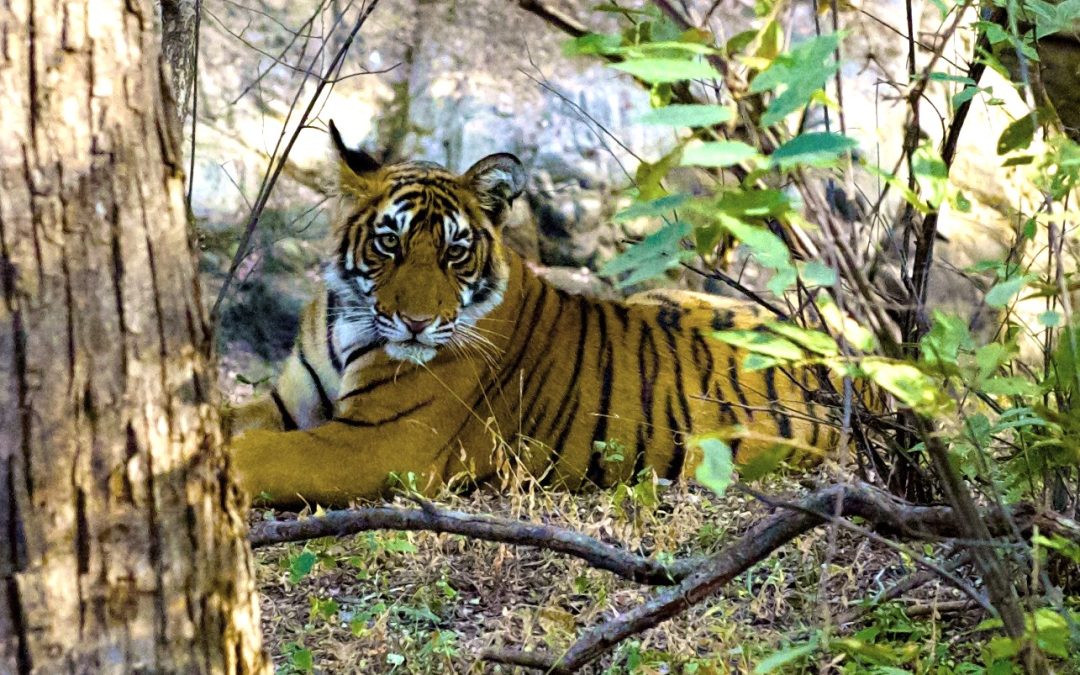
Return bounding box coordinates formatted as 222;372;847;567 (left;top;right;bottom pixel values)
713;329;804;361
720;218;791;269
985;274;1034;308
920;311;972;366
964;413;992;449
617;40;719;56
951;85;983;109
635;146;683;201
637;103;733;127
974;342;1011;381
981;376;1042;396
288;550;317;584
766;264;797;296
912;142;948;208
1052;322;1078;395
1002;154;1035;167
749;33;843;126
681;141;760;167
817;298;877;351
1027;0;1080;38
990;407;1053;433
1033;533;1080;564
798;260;837;287
290;646;314;673
765;321;839;356
770;132;858;170
611;58;722;83
1038;310;1062;327
737;443;793;481
599;221;694;288
753;640;818;674
929;71;976;84
860;358;945;413
563;33;623;56
614;193;690;222
743;353;785;371
693;438;734;496
997;112;1037;155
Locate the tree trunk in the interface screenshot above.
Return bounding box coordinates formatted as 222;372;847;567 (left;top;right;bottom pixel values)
159;0;199;120
0;0;266;672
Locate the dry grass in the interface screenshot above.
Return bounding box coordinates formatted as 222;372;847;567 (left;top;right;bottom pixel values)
252;471;989;674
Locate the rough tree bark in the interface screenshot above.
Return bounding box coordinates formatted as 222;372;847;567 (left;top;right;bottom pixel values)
0;0;266;672
159;0;200;120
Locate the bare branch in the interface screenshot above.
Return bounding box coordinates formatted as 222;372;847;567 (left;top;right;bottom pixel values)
248;501;704;585
478;483;1077;673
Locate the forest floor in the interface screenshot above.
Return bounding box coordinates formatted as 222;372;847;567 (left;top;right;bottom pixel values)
250;472;989;674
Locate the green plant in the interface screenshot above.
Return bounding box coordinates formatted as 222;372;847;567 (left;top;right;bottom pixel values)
564;1;1079;670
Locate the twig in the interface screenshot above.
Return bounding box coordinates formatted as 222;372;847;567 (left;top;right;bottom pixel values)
903;6;998;342
210;0;382;321
185;0;203;214
683;264;789;319
919;423;1049;672
835;550;971;627
903;599;982;618
515;0;589;39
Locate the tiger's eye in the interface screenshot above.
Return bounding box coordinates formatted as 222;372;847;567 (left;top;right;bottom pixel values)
447;244;468;261
375;233;399;252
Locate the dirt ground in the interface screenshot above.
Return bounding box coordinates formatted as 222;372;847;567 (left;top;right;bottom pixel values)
251;471;988;674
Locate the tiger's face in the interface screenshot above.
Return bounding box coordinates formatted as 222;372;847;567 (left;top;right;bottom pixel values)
325;121;526;364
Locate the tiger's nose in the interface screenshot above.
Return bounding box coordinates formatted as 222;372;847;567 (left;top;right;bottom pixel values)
400;314;435;335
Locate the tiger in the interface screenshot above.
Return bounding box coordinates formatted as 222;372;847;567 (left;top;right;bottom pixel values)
226;121;854;507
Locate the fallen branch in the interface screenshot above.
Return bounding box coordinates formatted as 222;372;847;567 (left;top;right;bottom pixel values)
249;501;704;585
247;482;1078;673
479;483;1078;673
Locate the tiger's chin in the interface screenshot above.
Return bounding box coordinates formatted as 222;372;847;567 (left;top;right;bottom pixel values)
385;340;438;364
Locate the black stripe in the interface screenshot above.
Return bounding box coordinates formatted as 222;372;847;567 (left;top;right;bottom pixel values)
326;290;343;373
523;400;550;440
664;396;686;480
271;390;298;431
494;281;552;394
338;213;364;267
764;368;793;439
333;397;434;428
727;355;752;419
711;309;735;331
544;399;580;486
659;320;693;434
516;288;565;407
344;340;384;369
611;303;630;331
636;323;660;476
587;306;614;486
634;427;649;477
801;367;821;447
690;328;714;396
339;374;399;401
541;297;591;479
298;347;334;421
521;358;558;438
714;382;739;425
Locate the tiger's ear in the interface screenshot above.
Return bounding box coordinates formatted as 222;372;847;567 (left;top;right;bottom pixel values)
463;153;526;224
329;119;381;177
